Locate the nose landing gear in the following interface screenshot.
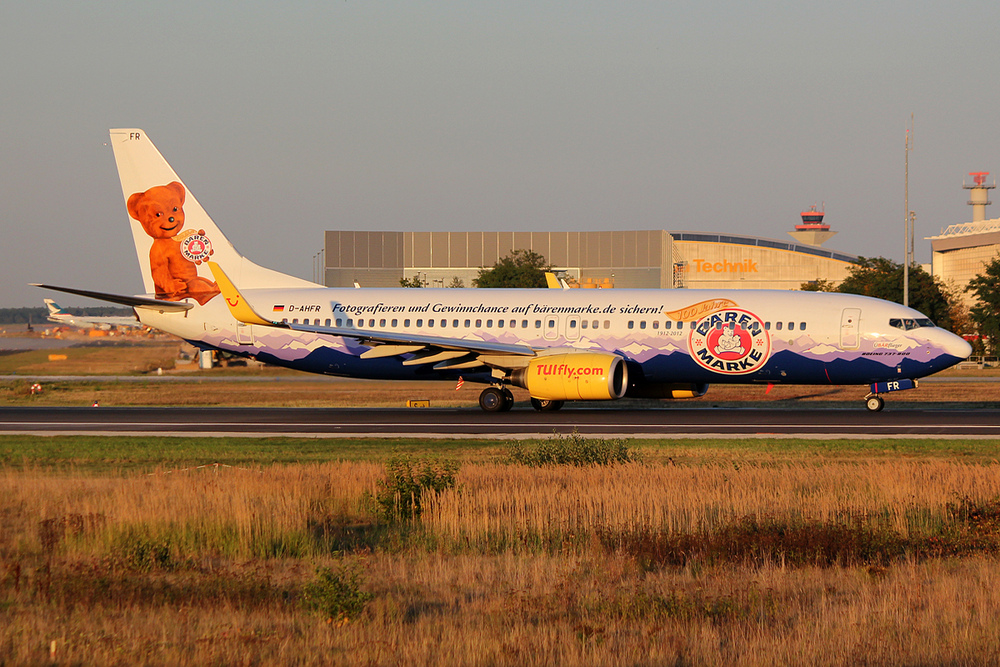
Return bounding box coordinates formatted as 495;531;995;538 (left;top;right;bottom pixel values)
864;378;917;412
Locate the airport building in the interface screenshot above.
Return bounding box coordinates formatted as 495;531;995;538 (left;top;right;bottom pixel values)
322;211;858;291
928;172;1000;309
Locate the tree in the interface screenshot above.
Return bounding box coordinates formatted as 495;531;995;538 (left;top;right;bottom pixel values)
473;249;551;288
966;256;1000;354
447;277;465;288
399;275;426;288
819;257;954;331
798;279;836;292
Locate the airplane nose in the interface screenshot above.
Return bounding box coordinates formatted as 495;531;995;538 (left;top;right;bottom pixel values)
943;331;973;360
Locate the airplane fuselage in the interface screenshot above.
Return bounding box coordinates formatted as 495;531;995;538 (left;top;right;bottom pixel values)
140;286;970;394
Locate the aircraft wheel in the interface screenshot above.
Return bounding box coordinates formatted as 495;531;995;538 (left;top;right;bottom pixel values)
530;398;564;412
479;387;506;413
865;396;885;412
500;387;515;412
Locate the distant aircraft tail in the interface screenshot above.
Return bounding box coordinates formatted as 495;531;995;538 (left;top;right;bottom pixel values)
44;298;64;316
108;129;317;306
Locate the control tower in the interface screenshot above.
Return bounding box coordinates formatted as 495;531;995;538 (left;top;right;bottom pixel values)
964;172;995;222
788;205;838;247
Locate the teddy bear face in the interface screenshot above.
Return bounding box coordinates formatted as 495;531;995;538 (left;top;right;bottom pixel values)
127;181;186;239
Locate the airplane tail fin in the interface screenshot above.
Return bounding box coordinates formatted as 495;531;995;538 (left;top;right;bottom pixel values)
43;299;64;316
108;129;317;306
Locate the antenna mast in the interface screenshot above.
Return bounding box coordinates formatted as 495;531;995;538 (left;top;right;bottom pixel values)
903;115;913;307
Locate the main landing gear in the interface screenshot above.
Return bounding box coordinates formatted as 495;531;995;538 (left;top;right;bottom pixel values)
479;386;514;412
863;378;918;412
478;386;566;413
529;397;564;412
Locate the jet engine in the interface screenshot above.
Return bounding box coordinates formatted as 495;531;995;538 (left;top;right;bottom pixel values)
511;352;627;401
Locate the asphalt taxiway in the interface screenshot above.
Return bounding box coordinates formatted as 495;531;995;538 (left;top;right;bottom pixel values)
2;406;999;438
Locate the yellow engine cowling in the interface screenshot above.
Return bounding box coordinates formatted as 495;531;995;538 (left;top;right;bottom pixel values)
511;353;628;401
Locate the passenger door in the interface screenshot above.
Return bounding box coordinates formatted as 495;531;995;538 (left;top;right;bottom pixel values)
840;308;860;349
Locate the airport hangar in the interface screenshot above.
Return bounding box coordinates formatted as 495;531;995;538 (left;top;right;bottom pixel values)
322;220;857;291
928;173;1000;310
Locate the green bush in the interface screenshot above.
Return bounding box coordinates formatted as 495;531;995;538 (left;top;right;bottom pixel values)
375;457;459;521
302;563;373;623
502;432;641;467
111;532;174;571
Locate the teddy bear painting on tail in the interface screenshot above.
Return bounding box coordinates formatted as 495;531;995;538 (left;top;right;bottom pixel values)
127;181;221;305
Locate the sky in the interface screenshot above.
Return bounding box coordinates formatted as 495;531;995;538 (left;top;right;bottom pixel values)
2;1;999;308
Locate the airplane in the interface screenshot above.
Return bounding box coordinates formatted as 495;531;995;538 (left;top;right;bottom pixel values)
43;298;142;330
34;129;972;412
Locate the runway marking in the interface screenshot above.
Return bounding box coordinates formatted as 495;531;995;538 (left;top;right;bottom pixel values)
5;421;1000;432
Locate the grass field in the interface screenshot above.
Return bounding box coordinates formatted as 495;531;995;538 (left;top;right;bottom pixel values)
3;435;1000;665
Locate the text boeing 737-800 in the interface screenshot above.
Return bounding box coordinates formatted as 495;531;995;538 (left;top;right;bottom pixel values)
34;129;972;412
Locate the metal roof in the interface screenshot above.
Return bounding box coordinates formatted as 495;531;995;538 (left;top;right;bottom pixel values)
927;218;1000;239
669;231;857;264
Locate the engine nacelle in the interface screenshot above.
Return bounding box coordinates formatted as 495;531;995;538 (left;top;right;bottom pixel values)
511;353;627;401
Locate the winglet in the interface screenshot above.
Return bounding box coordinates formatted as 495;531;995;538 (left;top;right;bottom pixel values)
207;262;275;326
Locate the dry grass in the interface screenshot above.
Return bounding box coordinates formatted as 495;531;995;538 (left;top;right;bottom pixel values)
5;376;1000;409
5;457;1000;664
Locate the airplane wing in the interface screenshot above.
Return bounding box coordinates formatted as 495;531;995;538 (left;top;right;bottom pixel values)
208;263;538;372
31;284;194;313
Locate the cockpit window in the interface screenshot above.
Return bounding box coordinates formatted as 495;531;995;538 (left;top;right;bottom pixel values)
889;317;935;330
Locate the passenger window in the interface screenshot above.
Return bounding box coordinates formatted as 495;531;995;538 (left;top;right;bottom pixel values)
416;319;423;327
509;320;516;329
498;320;505;328
391;319;398;327
799;322;806;331
521;320;528;328
652;321;659;330
454;320;460;328
604;321;611;329
628;321;634;330
640;321;646;330
664;321;672;330
440;320;446;328
535;320;542;329
677;321;684;329
346;319;353;327
476;319;482;327
775;322;782;331
487;319;493;328
464;319;470;328
292;318;298;324
764;322;770;330
592;320;599;329
325;318;331;326
282;318;288;324
715;322;723;330
569;320;577;328
581;320;589;329
379;319;386;327
404;319;410;327
787;322;793;330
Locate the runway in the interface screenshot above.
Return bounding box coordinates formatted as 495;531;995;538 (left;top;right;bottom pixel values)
2;406;999;438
